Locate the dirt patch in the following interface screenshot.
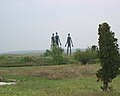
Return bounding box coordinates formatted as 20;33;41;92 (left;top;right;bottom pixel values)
0;77;18;86
0;82;17;86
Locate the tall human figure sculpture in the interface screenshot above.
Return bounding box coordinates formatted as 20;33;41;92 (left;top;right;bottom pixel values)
51;33;55;47
55;32;61;47
65;33;73;55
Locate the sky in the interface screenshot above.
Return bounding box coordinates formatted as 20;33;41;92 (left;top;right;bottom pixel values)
0;0;120;52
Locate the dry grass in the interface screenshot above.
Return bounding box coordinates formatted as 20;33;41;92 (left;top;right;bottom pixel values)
0;64;100;79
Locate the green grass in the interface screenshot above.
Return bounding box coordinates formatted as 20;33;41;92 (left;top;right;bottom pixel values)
0;64;120;96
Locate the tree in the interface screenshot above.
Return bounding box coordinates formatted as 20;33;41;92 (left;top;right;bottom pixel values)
96;22;120;91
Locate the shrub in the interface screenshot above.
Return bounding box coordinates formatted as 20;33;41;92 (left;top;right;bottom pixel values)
74;48;98;65
19;56;33;63
43;49;51;57
51;46;64;65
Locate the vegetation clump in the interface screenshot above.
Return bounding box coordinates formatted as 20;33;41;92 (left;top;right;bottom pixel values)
74;47;98;65
19;56;33;63
51;46;64;65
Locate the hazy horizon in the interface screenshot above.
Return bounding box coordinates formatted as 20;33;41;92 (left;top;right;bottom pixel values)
0;0;120;52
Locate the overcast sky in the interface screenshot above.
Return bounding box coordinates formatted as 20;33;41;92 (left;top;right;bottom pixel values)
0;0;120;52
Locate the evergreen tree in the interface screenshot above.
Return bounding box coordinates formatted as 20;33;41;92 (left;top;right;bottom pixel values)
96;22;120;91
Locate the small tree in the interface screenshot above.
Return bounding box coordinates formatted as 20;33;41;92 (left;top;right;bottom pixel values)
51;46;64;64
96;22;120;91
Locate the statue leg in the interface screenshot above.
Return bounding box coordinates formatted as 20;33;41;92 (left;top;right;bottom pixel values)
70;46;71;55
67;46;69;55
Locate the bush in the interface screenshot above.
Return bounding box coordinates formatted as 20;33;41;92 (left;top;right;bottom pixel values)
43;49;51;57
19;56;33;63
0;55;7;62
51;46;64;65
74;48;98;65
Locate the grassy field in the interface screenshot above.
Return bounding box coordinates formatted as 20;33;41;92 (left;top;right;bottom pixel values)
0;64;120;96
